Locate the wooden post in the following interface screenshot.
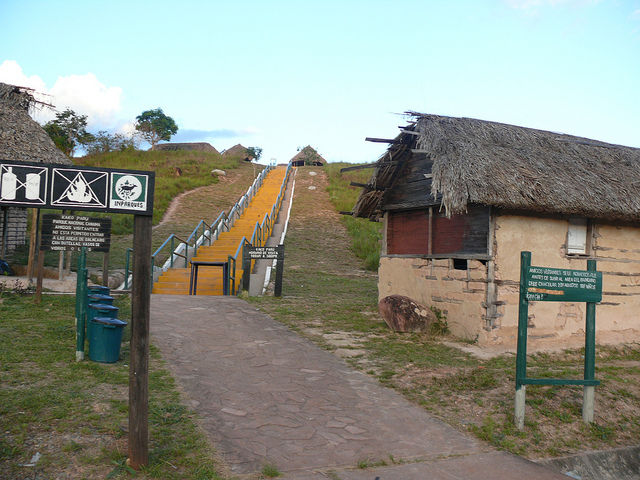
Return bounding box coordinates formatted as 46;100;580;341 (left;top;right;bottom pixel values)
27;208;39;281
75;248;88;361
102;251;110;287
34;246;44;304
128;214;152;470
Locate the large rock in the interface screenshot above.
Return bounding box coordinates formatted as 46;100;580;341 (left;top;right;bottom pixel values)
378;295;438;333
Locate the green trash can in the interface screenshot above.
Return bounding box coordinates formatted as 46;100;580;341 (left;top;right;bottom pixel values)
88;285;110;295
87;303;119;346
88;293;114;306
88;317;127;363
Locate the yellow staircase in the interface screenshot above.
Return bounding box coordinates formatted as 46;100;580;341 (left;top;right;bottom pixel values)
152;166;288;295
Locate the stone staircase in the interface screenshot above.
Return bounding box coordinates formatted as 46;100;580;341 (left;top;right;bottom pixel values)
152;166;288;295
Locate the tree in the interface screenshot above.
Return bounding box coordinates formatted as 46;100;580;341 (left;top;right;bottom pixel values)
246;147;263;162
43;108;94;156
85;130;138;155
134;108;178;150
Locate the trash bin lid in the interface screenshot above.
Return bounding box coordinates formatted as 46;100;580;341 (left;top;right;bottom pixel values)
91;317;127;326
88;294;114;301
88;285;110;293
88;303;119;311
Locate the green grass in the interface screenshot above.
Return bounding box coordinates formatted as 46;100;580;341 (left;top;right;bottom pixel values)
78;150;242;233
324;162;382;271
0;290;225;479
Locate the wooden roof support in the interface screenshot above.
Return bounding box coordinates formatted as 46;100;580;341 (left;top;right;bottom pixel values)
350;182;386;190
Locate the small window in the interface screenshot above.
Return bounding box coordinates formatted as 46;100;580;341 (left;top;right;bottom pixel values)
452;259;468;270
567;218;591;255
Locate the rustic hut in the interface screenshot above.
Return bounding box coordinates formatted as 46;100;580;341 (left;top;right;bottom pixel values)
155;142;220;154
0;82;72;256
291;146;325;167
353;113;640;350
222;144;253;161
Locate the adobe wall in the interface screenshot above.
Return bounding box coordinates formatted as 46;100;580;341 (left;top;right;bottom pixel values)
491;214;640;350
378;256;489;343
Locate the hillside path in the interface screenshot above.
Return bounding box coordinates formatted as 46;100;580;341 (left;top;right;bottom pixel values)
149;168;570;479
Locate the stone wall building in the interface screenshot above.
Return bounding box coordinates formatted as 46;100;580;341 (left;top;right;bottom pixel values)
352;113;640;351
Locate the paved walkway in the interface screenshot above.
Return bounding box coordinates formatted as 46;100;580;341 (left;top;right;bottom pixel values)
149;295;570;479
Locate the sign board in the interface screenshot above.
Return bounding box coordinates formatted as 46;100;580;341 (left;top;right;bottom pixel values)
524;266;602;303
0;160;154;216
40;213;111;252
245;245;285;260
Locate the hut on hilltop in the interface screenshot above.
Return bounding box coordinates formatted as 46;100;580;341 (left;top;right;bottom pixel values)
352;112;640;350
291;146;325;166
222;144;253;161
0;82;72;256
155;142;220;154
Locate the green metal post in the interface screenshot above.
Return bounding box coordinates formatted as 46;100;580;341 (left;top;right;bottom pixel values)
75;247;88;361
583;258;597;423
515;251;531;429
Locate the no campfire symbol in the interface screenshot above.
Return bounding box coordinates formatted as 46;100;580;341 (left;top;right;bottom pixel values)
51;168;108;208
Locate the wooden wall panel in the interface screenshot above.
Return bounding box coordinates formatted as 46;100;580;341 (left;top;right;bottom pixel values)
388;209;429;255
388;205;490;256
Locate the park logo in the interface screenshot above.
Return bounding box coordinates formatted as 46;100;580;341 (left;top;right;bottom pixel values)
110;173;149;211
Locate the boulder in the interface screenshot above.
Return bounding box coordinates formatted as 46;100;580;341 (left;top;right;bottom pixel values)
378;295;438;333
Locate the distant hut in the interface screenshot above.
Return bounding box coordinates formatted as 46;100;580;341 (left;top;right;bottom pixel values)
222;144;253;161
291;146;325;167
155;142;220;154
353;113;640;350
0;82;72;256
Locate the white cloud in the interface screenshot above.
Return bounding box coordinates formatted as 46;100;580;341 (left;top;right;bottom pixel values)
48;73;122;128
0;60;46;92
0;60;122;129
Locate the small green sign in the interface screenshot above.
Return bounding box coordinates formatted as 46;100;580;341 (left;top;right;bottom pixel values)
524;266;602;303
109;172;150;213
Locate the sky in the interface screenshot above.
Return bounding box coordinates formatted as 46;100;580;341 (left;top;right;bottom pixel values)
1;0;639;164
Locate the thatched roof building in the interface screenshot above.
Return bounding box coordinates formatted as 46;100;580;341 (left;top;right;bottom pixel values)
353;113;640;222
354;113;640;349
222;144;251;159
155;142;220;154
0;83;71;165
291;146;325;166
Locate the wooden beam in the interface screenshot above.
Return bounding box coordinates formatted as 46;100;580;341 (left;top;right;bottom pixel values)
349;181;386;191
365;137;402;144
340;163;377;173
399;129;420;136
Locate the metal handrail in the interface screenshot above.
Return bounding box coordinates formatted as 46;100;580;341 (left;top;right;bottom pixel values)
146;162;290;295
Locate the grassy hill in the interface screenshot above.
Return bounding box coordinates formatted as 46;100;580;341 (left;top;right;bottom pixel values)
10;150;263;276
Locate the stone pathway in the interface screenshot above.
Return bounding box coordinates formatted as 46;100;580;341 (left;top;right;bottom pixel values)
150;295;570;479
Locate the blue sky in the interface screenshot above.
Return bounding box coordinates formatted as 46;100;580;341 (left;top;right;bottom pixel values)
1;0;639;164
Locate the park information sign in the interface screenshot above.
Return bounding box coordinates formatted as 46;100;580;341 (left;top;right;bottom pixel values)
515;252;602;430
40;213;111;252
0;160;154;216
524;266;602;303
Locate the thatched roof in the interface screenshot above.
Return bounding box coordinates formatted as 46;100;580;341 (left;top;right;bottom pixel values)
222;144;250;158
291;145;325;166
353;113;640;222
155;142;220;154
0;83;71;165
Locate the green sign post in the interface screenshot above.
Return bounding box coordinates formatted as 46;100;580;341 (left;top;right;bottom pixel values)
515;251;602;429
